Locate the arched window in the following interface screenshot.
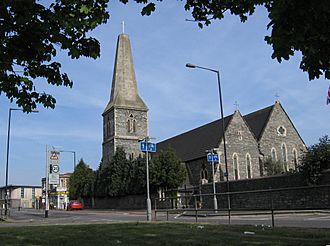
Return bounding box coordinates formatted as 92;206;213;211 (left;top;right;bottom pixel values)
271;148;277;161
246;154;252;179
200;169;208;180
293;148;298;170
127;114;136;133
233;153;239;180
281;143;288;171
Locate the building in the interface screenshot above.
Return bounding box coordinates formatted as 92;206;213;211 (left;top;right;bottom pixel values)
99;33;306;188
157;101;306;186
42;173;71;210
102;33;148;165
0;185;42;209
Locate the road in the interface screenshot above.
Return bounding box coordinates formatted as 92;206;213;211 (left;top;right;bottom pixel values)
0;208;329;228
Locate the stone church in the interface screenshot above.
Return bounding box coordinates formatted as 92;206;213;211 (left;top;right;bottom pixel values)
157;101;307;186
102;32;306;187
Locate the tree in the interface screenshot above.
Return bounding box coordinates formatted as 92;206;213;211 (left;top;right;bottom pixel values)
299;135;330;185
150;148;186;193
69;159;95;200
122;0;330;81
128;155;147;195
263;157;286;176
0;0;109;112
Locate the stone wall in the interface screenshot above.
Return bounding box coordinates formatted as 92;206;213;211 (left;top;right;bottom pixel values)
94;193;157;210
198;171;330;210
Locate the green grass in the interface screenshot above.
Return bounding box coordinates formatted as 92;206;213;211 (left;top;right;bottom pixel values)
0;222;329;245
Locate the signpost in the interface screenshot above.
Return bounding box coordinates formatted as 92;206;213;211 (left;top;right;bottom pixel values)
140;137;156;221
45;147;61;218
207;149;219;212
207;153;219;163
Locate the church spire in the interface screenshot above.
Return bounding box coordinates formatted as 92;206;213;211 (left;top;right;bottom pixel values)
104;33;148;113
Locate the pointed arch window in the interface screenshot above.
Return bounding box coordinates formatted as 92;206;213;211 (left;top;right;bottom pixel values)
281;143;288;171
233;153;239;180
293;148;298;170
271;148;277;162
246;154;252;179
127;114;136;133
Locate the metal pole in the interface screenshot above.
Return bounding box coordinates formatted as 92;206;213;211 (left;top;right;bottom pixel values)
211;150;218;213
45;145;49;218
216;71;231;224
4;109;12;216
145;137;152;221
73;151;76;170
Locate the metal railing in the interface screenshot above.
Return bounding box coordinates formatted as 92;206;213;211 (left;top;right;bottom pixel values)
154;184;330;227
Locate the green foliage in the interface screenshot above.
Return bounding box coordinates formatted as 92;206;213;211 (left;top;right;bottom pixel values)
299;135;330;185
128;155;147;195
263;157;285;176
125;0;330;81
150;148;186;191
95;148;132;197
0;0;109;112
69;159;95;199
95;148;186;197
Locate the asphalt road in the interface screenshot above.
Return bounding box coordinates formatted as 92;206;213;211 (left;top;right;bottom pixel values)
1;208;329;228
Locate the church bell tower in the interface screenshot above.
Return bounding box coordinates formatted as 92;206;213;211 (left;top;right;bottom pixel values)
102;33;148;165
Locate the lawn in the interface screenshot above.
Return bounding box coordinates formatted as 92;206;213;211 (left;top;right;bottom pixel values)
0;222;329;245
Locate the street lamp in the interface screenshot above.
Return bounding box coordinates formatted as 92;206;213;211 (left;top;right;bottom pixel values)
186;63;231;223
4;108;38;216
60;150;77;170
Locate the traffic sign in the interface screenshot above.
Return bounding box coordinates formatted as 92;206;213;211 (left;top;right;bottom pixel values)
140;141;156;153
52;164;60;173
207;153;219;162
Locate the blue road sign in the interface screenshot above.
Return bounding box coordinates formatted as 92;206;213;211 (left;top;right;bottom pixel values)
224;172;228;177
207;153;219;162
140;141;156;153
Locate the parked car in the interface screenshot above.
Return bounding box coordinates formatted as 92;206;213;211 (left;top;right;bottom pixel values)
67;200;83;211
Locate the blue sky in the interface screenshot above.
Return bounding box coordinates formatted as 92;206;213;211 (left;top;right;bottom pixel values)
0;1;329;186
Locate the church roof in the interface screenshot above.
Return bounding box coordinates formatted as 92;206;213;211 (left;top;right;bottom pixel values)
157;104;275;162
104;34;148;114
157;115;233;162
243;104;274;140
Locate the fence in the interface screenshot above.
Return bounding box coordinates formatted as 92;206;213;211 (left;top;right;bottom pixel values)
154;184;330;227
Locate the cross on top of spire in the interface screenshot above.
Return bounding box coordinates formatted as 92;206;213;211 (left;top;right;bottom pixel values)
122;21;125;34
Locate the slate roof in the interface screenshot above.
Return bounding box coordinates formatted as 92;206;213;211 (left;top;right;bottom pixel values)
157;104;275;162
157;115;233;162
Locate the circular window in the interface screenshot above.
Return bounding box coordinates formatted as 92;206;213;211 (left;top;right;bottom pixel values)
277;126;286;136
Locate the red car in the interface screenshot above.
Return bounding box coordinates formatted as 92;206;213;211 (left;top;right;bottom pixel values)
67;200;83;211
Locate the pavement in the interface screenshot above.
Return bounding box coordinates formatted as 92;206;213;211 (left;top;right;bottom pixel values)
1;208;330;228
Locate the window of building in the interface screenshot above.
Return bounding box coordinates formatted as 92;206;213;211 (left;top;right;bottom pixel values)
281;143;288;171
21;188;24;198
277;125;287;136
200;169;208;180
233;153;239;180
127;114;136;133
271;148;277;161
237;131;243;140
293;148;298;170
32;188;35;199
246;154;252;179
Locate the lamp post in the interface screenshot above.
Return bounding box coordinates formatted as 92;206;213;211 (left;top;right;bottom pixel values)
186;63;231;223
4;108;38;216
60;150;77;170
